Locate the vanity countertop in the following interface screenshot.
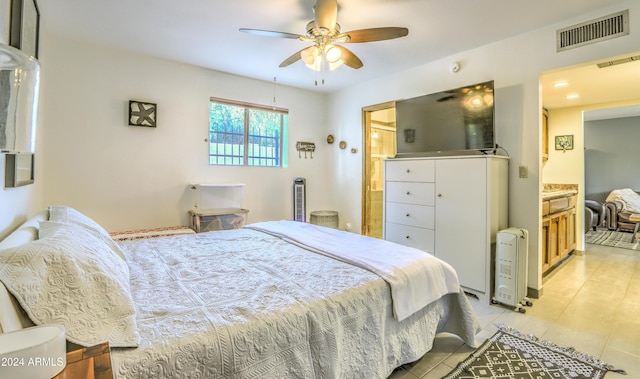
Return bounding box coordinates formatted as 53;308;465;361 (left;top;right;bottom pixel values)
542;189;578;201
542;183;578;201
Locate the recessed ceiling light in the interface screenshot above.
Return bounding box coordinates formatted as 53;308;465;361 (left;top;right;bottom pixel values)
553;81;569;87
566;94;580;100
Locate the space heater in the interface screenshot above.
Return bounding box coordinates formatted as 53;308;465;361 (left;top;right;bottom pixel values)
293;178;306;222
492;228;532;313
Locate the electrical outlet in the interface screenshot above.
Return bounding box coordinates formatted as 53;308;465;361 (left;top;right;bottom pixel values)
519;165;528;178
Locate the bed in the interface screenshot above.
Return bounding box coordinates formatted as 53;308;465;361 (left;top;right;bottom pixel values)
0;206;480;378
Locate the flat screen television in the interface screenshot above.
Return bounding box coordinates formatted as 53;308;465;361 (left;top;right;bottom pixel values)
395;80;495;157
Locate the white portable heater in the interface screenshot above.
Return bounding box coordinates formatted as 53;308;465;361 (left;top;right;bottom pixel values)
293;178;306;222
492;228;532;313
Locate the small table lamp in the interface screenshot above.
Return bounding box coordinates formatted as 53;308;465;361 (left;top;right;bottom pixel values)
0;324;67;379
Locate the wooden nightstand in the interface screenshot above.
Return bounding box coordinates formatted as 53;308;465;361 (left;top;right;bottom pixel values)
53;342;113;379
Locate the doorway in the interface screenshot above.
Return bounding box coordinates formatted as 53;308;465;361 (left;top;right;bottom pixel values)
539;52;640;291
540;52;640;247
362;102;397;237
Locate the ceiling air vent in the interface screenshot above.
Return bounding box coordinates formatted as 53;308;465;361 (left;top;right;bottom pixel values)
556;10;629;52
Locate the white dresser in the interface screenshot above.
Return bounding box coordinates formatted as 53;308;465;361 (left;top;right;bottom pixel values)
383;155;508;302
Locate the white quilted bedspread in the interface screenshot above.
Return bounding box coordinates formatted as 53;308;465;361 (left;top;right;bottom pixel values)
246;221;461;322
111;228;480;379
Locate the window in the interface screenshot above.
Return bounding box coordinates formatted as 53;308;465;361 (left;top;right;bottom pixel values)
209;98;288;167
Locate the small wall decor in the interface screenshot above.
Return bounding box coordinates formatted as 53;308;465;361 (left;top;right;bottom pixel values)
404;129;415;143
296;141;315;158
128;100;157;127
9;0;40;58
4;152;34;188
554;135;573;152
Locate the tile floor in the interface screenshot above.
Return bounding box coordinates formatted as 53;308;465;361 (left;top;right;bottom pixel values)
389;243;640;378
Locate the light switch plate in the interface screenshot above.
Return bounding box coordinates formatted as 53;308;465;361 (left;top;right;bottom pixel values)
519;165;528;178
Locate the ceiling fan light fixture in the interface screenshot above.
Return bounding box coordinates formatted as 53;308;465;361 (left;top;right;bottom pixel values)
302;44;344;71
326;59;344;71
241;0;408;79
301;47;318;66
302;47;324;71
323;44;344;71
325;45;341;63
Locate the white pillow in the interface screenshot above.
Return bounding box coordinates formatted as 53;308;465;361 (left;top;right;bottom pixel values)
0;221;139;347
0;210;48;334
0;209;49;251
47;205;126;260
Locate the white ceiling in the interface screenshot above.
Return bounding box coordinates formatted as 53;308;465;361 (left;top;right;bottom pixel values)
39;0;634;97
540;52;640;116
583;104;640;121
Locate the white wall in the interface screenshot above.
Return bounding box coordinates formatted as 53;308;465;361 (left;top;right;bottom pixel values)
37;35;332;231
0;152;44;239
543;99;640;185
543;99;640;251
326;1;640;292
584;114;640;200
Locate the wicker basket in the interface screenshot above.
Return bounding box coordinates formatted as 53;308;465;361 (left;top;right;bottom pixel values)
310;210;339;229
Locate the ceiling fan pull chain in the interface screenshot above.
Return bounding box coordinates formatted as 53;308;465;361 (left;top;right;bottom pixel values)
321;47;326;85
314;50;320;86
272;77;277;109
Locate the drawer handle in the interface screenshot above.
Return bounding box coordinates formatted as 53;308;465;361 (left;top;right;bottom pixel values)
406;191;411;195
437;193;443;198
405;235;410;239
406;213;410;217
406;169;411;173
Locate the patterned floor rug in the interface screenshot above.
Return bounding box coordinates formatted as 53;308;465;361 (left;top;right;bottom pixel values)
585;229;640;251
443;325;626;379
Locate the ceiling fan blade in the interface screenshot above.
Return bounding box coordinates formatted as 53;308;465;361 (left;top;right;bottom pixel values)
239;28;303;40
313;0;338;33
335;45;363;69
342;27;409;43
279;46;316;67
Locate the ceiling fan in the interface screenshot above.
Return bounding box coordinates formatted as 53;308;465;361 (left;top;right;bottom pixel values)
240;0;408;82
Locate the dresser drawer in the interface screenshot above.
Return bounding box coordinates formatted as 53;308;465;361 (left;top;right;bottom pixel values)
385;223;435;253
385;160;435;182
386;202;434;229
386;182;434;205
